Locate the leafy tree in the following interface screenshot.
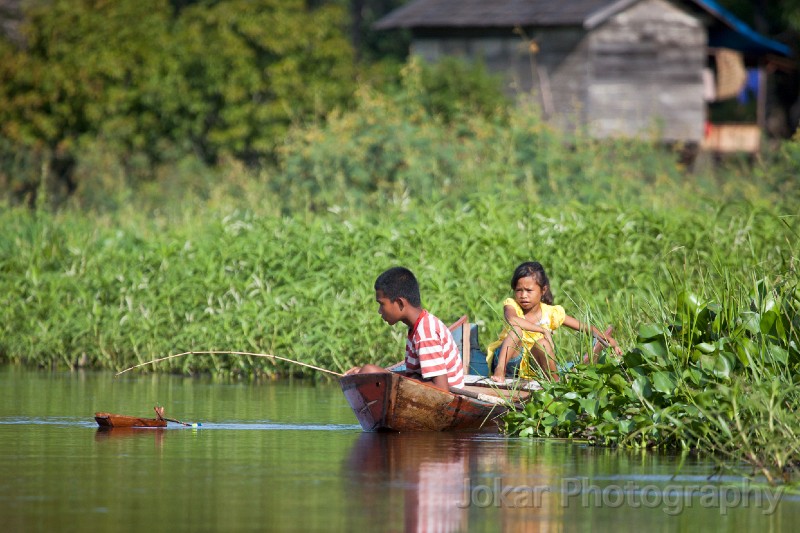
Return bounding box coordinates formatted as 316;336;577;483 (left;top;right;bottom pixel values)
315;0;409;62
171;0;355;165
0;0;356;201
0;1;179;198
405;56;510;123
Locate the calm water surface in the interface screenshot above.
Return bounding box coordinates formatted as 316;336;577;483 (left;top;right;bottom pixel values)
1;366;797;532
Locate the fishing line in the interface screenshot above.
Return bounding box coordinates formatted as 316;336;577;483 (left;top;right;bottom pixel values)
115;351;344;378
154;405;201;428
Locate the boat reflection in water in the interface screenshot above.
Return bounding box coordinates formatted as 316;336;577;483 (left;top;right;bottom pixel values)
94;427;167;449
344;432;469;532
343;431;562;532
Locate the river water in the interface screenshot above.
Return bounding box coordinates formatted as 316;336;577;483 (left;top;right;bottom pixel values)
1;366;797;532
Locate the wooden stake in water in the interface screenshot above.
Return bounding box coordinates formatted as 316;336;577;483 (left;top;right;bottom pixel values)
115;351;344;378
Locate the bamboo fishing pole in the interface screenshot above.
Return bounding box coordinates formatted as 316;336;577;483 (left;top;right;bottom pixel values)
115;351;344;378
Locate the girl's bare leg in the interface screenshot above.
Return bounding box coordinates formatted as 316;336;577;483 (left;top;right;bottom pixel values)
531;337;558;381
491;334;518;383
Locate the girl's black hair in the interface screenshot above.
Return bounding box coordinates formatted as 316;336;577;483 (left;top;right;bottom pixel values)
511;261;554;305
375;266;422;307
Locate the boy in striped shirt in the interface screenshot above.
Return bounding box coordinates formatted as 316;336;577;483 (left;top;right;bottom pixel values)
346;267;465;391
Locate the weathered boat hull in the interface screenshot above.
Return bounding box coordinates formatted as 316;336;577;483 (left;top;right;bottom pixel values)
94;412;167;428
340;372;505;432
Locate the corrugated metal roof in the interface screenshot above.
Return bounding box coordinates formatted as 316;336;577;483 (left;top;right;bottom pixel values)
374;0;616;29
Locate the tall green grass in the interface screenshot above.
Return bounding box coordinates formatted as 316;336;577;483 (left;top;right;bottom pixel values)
2;80;797;378
0;195;795;376
1;84;798;481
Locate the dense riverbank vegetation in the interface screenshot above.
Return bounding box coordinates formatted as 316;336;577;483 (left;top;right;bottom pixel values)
2;0;799;486
503;274;800;484
2;88;797;375
2;100;799;482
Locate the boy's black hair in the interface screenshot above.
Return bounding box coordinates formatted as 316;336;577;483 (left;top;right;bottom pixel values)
375;267;422;307
511;261;554;305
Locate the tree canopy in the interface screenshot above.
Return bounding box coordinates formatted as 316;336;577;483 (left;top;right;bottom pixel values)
0;0;355;196
0;0;796;205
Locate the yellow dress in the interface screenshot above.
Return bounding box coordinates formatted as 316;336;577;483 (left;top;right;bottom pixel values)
486;298;566;378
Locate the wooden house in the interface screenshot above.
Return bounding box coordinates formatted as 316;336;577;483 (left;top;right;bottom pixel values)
376;0;791;149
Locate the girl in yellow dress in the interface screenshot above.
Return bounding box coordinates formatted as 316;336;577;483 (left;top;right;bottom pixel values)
487;261;622;383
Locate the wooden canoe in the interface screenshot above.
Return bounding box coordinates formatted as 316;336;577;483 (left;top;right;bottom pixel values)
94;413;167;428
95;406;167;428
339;372;509;432
340;314;541;432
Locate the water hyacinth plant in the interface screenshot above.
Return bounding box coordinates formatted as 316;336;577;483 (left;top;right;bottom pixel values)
502;272;800;483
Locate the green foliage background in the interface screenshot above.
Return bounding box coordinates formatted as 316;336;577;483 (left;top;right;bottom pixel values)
0;0;799;480
1;75;797;376
0;0;356;198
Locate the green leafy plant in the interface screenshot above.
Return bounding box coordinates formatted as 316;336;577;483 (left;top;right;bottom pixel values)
503;273;800;483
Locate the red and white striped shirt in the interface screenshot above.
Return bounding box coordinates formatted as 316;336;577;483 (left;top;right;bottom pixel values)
405;310;465;389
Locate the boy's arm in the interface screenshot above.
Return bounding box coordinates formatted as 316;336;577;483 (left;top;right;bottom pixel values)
401;372;449;391
344;364;393;376
413;325;453;391
428;373;450;392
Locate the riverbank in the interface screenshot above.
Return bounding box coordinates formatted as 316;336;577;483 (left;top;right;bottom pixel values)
2;122;797;486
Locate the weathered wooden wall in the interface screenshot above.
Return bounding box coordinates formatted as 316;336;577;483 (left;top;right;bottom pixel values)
409;0;707;143
524;28;590;134
586;0;706;141
411;28;589;133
